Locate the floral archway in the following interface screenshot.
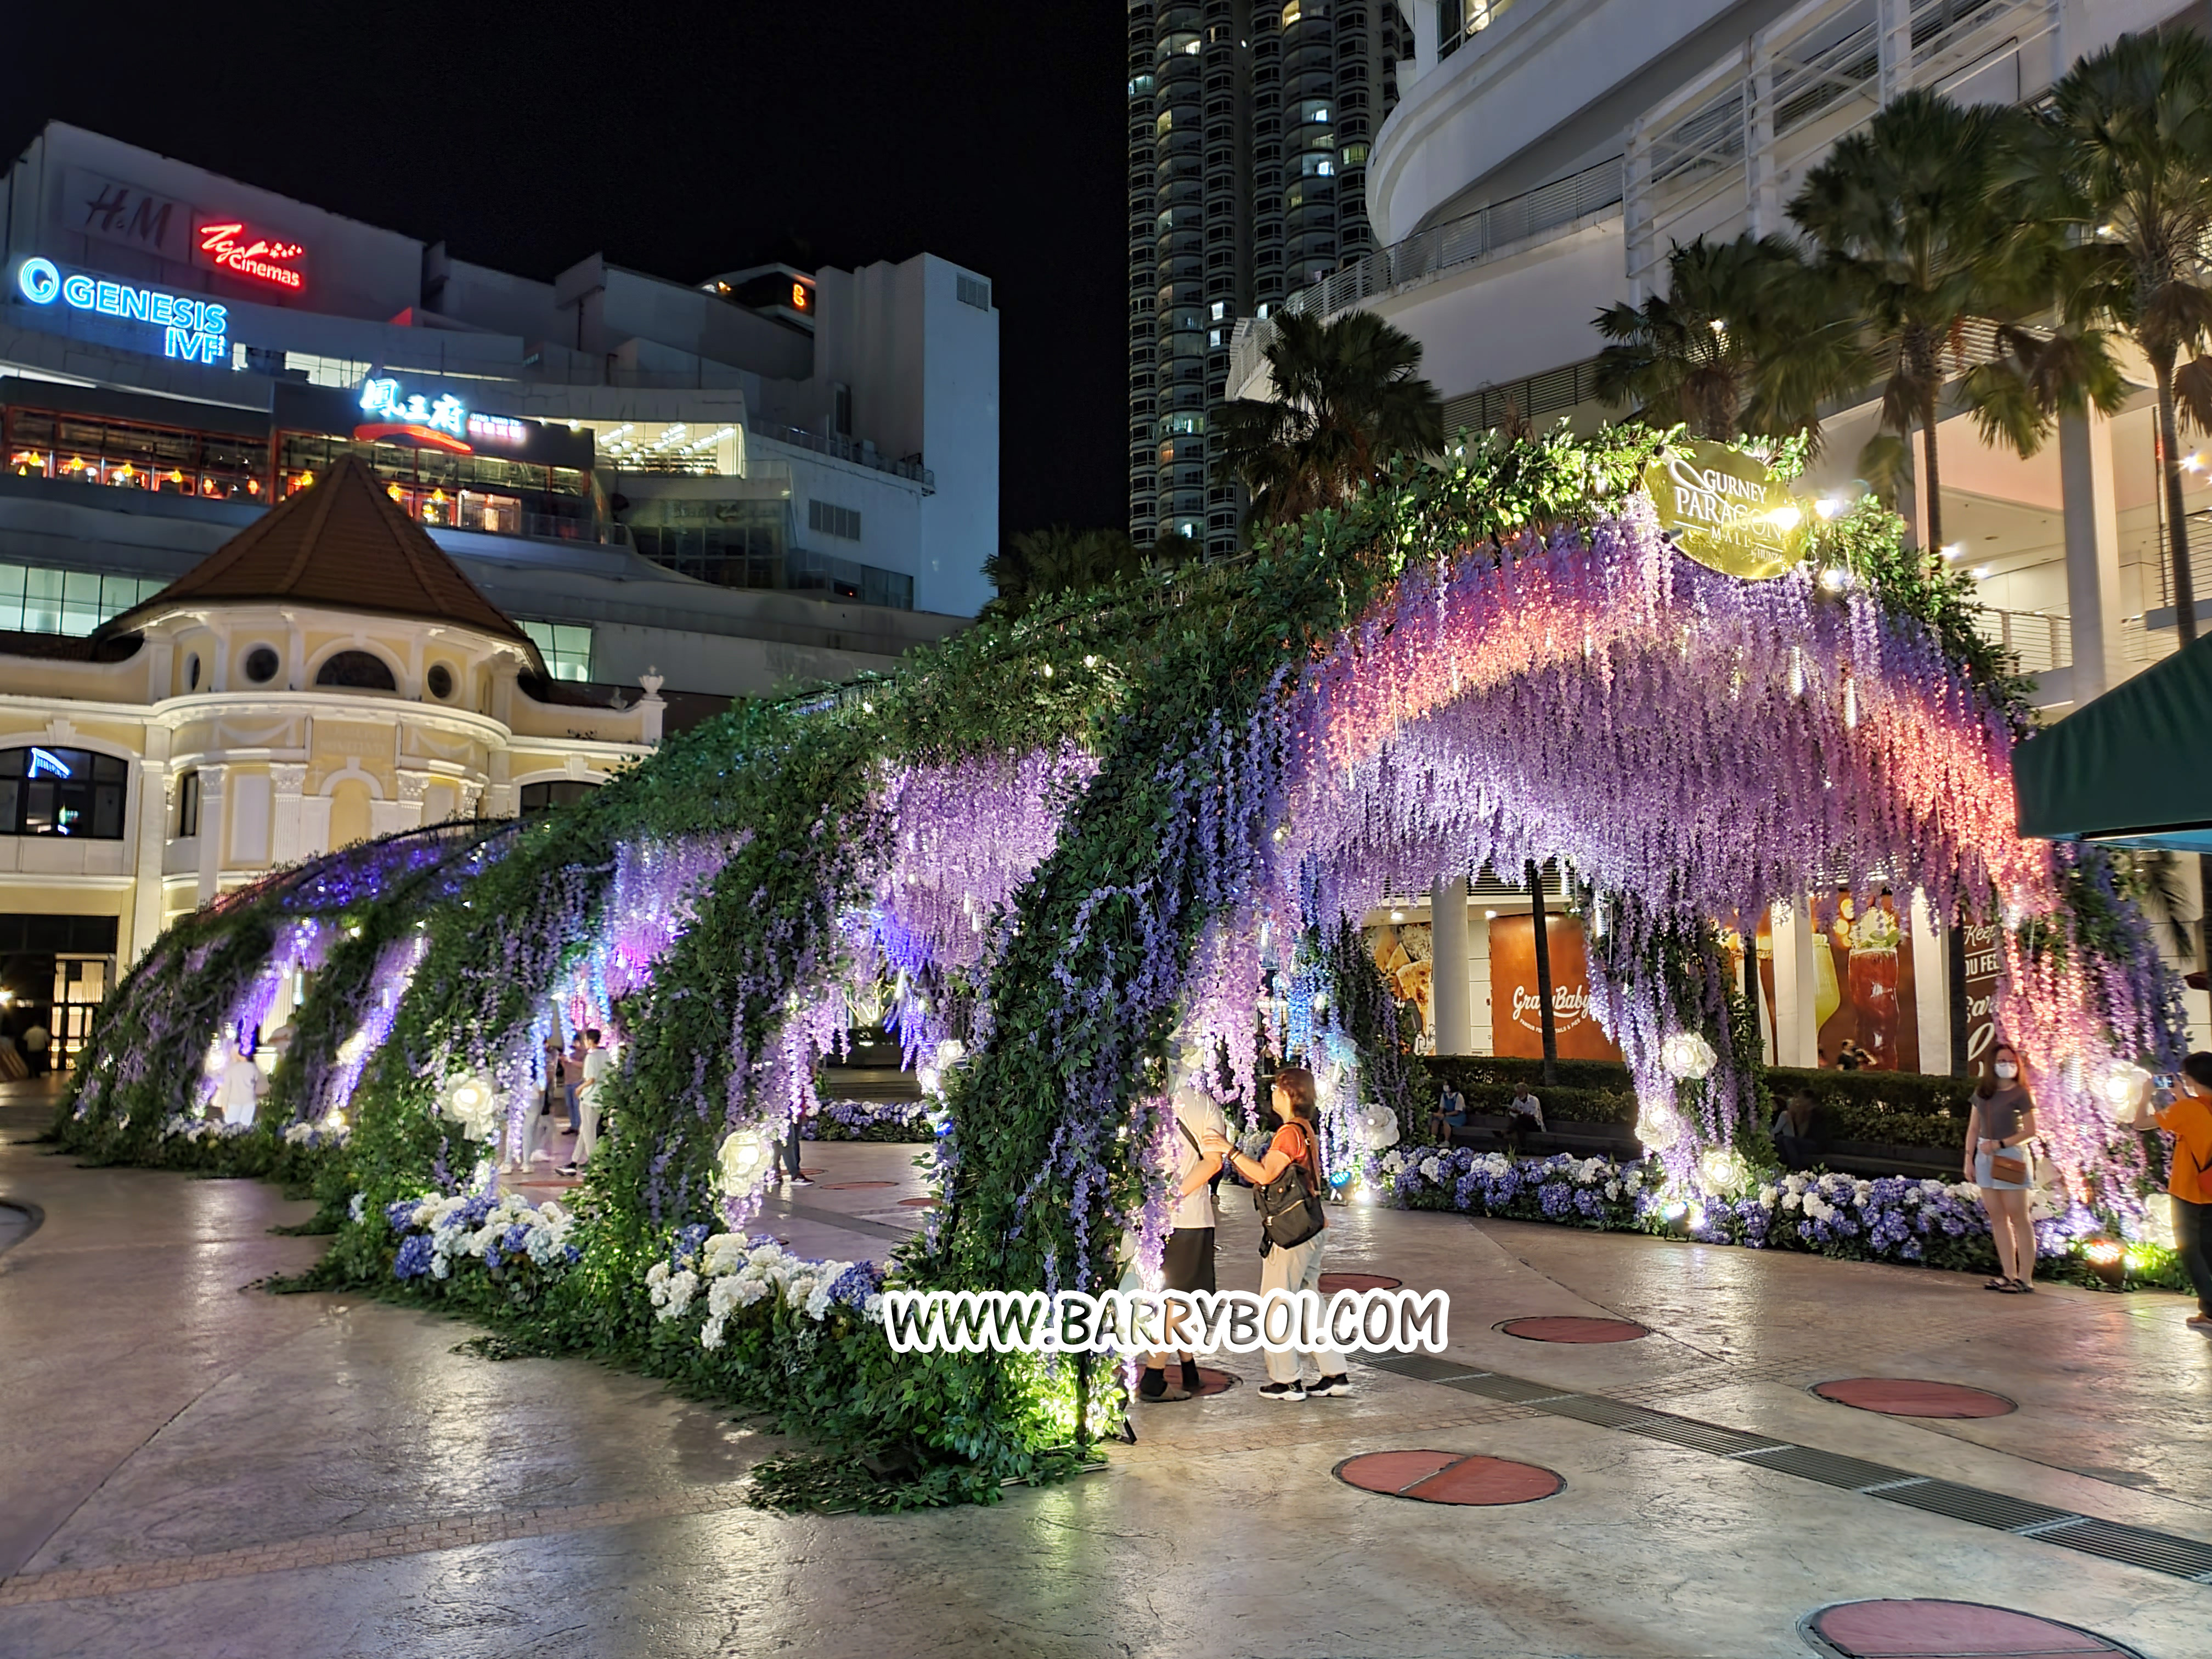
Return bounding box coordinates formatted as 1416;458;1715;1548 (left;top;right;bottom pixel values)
57;427;2186;1503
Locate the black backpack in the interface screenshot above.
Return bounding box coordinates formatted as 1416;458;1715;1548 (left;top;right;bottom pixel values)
1252;1120;1327;1251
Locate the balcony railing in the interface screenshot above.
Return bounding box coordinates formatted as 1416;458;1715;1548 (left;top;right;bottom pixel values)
746;419;934;492
1971;605;2070;676
1229;156;1624;394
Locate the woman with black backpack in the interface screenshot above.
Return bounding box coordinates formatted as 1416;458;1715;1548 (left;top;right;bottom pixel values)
1205;1066;1351;1402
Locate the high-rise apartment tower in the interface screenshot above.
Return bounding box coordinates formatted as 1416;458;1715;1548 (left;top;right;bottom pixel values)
1127;0;1407;556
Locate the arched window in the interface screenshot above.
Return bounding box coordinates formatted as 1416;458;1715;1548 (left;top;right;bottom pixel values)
0;747;128;838
315;651;397;691
518;780;599;816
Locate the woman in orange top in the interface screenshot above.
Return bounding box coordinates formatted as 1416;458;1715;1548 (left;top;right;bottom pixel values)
2123;1052;2212;1336
1202;1066;1350;1402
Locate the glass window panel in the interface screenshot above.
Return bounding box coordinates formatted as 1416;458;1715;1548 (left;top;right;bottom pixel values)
92;783;123;839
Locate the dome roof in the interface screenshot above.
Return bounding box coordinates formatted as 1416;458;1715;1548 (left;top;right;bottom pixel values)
99;452;541;664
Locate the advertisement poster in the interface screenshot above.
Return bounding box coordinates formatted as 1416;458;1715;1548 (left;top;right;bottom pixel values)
1367;922;1434;1037
1488;913;1621;1062
1815;889;1918;1072
1959;920;2003;1072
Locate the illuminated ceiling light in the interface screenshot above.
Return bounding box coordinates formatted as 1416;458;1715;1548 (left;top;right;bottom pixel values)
1819;566;1850;593
1389;907;1405;923
1483;908;1498;919
1972;565;1993;580
1940;542;1965;560
1814;496;1846;520
1709;317;1726;332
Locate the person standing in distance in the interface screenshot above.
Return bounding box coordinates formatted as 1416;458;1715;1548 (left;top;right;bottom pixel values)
1140;1066;1227;1402
2121;1052;2212;1336
1965;1041;2041;1293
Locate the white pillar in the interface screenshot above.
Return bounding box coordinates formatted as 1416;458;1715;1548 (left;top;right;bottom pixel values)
1770;897;1821;1068
1429;875;1470;1056
1910;889;1950;1075
194;763;227;907
130;753;170;962
2060;408;2126;703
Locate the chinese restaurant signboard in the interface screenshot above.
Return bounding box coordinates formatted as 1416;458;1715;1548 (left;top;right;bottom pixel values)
1488;914;1621;1062
1641;438;1807;581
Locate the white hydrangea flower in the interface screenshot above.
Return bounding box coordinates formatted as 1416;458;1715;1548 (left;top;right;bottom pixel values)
699;1314;727;1351
1604;1181;1621;1200
1757;1184;1778;1210
1418;1156;1443;1180
349;1193;367;1224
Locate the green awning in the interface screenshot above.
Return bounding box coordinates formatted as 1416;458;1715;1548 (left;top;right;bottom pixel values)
2015;629;2212;853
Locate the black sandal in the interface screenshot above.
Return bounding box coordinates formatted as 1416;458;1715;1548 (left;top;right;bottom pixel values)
1983;1278;2011;1290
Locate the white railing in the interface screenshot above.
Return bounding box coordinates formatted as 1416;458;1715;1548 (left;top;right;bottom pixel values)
1971;605;2070;676
1229;156;1624;396
1626;0;2061;294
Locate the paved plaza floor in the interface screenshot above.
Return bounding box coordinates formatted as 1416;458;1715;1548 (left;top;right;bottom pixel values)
4;1080;2210;1658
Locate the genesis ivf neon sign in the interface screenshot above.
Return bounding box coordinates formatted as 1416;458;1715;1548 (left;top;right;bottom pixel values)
15;257;228;364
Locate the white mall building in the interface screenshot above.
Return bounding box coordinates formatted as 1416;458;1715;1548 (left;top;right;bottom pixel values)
1228;0;2212;1065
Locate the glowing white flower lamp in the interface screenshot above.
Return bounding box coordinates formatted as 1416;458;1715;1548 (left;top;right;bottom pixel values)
1659;1031;1717;1081
718;1128;769;1194
1358;1103;1401;1152
1698;1147;1750;1197
2098;1060;2151;1118
1634;1101;1681;1152
442;1075;500;1141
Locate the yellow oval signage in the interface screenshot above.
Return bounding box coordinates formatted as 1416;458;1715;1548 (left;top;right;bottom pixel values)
1641;439;1807;581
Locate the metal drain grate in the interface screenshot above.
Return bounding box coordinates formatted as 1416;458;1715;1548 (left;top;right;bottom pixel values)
1731;1445;1915;1491
1535;1395;1669;1431
1875;1480;2078;1533
1443;1373;1578;1404
1353;1352;1492;1385
1617;1415;1782;1457
2044;1519;2212;1578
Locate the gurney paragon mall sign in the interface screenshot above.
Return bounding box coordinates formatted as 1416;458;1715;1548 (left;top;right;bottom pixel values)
1643;438;1809;581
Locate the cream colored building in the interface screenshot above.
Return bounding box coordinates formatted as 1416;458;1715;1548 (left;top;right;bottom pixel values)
0;453;658;1057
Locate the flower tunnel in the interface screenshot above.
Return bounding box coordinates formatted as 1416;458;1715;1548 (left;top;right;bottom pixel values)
52;427;2190;1493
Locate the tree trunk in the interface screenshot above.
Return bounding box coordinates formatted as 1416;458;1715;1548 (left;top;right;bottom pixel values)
1527;859;1559;1087
1919;382;1944;555
2155;355;2198;645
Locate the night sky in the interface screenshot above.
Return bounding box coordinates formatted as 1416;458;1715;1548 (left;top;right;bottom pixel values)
0;3;1131;543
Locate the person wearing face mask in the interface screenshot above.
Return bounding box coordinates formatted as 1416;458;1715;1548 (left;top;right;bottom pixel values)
1965;1042;2041;1293
2120;1052;2212;1337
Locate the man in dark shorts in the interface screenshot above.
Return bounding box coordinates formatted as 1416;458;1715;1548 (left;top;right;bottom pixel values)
1140;1082;1228;1402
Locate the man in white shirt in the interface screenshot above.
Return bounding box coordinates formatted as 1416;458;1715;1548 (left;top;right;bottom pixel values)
561;1028;613;1176
1505;1085;1545;1153
1140;1082;1228;1403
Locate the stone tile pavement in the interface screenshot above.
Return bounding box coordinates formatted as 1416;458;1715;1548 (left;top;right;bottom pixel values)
6;1083;2211;1658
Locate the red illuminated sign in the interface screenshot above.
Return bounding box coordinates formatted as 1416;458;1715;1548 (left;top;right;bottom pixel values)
195;222;307;291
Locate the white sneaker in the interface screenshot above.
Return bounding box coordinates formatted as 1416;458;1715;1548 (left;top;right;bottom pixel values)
1257;1381;1305;1402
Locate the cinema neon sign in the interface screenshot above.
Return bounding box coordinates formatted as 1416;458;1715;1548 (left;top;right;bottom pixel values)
15;257;227;364
195;222;307;291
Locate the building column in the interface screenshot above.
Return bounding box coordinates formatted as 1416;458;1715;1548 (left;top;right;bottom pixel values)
1910;889;1950;1075
130;753;171;963
394;771;430;831
2060;408;2127;704
1429;876;1470;1056
269;765;307;867
1768;897;1821;1068
195;763;227;906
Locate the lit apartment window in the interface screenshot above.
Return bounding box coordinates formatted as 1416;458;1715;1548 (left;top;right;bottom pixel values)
808;500;863;541
1209;301;1227;321
957;273;992;311
520;620;594;682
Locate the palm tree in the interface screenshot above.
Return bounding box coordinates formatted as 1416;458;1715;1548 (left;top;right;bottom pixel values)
982;527;1141;619
1592;232;1850;441
1790;89;2041;551
2027;31;2212;642
1214;310;1444;528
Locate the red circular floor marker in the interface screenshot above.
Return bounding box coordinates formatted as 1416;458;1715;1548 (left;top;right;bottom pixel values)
816;1181;896;1190
1805;1599;2138;1658
1319;1272;1403;1293
1812;1378;2016;1419
1498;1316;1649;1344
1335;1451;1563;1505
898;1197;939;1208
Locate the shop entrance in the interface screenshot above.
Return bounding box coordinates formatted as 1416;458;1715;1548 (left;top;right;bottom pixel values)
0;913;121;1074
